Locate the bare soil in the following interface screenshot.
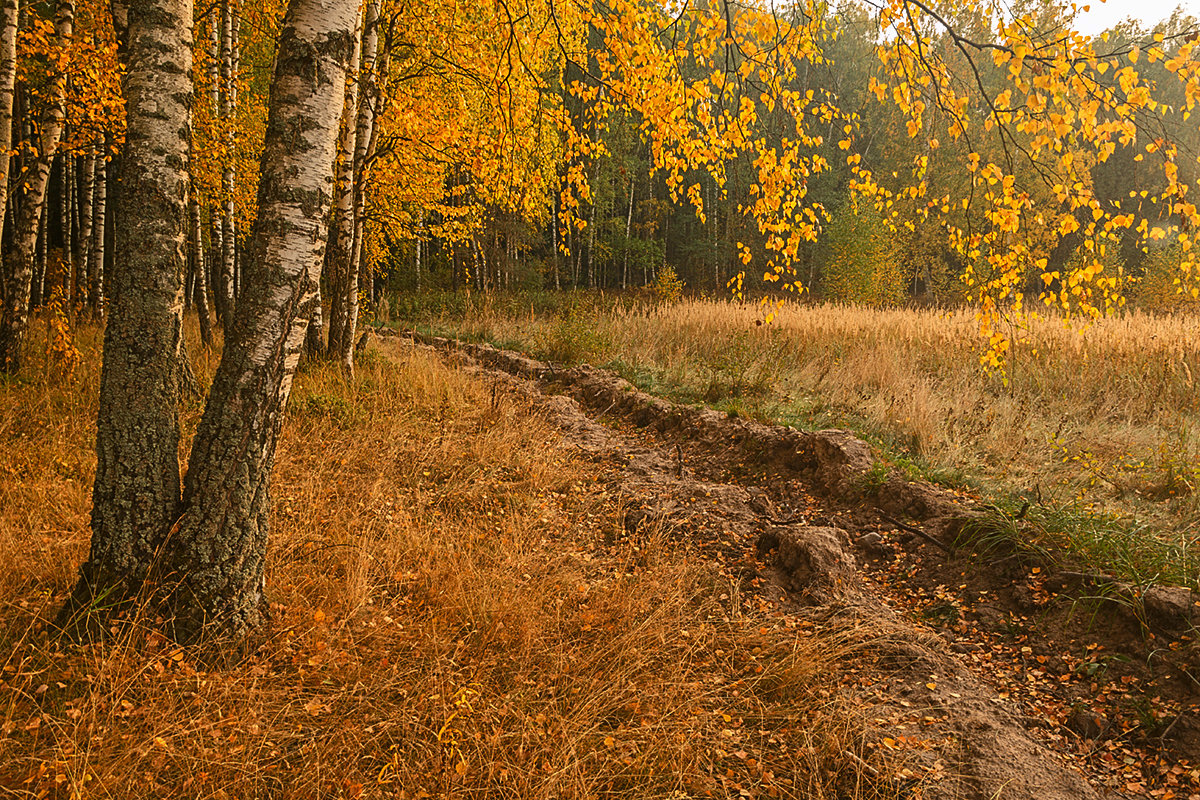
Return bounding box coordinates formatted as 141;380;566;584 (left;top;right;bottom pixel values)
397;328;1200;800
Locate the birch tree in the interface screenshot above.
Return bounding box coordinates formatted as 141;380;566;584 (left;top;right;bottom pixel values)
62;0;192;623
0;0;19;252
190;197;213;345
164;0;356;642
61;0;357;644
217;0;237;325
88;147;107;315
326;0;381;377
322;0;362;361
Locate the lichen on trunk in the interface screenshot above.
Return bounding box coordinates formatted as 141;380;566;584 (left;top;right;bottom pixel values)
58;0;192;633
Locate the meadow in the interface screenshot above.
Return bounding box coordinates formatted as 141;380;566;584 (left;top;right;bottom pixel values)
0;322;873;798
403;294;1200;588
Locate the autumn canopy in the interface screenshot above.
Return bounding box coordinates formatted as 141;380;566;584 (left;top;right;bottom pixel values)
3;0;1197;372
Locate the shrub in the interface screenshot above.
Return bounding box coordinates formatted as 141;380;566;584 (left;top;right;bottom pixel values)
820;201;905;306
1132;243;1200;313
652;265;685;303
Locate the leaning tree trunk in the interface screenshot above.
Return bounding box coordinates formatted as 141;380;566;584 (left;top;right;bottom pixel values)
0;0;73;374
58;0;192;628
165;0;356;643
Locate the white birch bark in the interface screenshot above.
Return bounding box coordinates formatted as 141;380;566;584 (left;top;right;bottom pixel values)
61;154;74;300
323;0;362;359
78;149;95;302
218;0;236;323
330;0;380;376
0;0;17;253
190;197;212;345
88;150;105;315
167;0;358;643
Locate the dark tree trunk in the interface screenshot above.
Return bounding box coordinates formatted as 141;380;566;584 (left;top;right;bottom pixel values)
60;0;192;627
165;0;356;642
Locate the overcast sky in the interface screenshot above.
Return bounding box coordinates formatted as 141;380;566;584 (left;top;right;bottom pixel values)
1073;0;1199;34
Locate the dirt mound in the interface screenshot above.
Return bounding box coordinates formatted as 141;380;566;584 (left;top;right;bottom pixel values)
761;526;859;604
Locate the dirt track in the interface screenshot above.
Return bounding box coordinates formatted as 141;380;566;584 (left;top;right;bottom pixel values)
391;328;1200;800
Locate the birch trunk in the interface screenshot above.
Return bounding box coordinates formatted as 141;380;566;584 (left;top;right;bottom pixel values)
207;5;219;114
0;0;18;252
70;156;82;305
622;169;634;290
165;0;356;642
302;282;323;357
33;200;47;307
78;150;95;304
60;153;72;298
206;5;223;323
0;0;73;373
322;3;361;359
184;236;194;311
210;213;225;321
59;0;192;627
88;150;105;314
330;0;379;376
218;0;236;324
414;217;422;292
354;28;386;313
551;195;560;290
190;198;212;346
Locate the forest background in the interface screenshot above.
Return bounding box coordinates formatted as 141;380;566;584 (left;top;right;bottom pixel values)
2;0;1199;351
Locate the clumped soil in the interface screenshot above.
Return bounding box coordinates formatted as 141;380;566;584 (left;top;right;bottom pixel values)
403;328;1200;800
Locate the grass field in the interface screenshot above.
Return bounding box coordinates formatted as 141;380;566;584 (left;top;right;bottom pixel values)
401;293;1200;588
0;321;878;799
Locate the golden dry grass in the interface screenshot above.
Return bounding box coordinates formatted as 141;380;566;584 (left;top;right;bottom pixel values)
0;319;884;799
422;296;1200;584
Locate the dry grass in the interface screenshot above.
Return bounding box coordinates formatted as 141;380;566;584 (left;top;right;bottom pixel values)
0;319;884;799
419;296;1200;584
